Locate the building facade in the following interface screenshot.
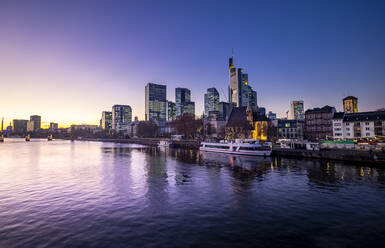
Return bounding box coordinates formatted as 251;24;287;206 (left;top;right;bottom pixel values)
228;56;257;108
112;105;132;132
274;119;304;140
145;83;167;123
333;111;385;139
175;87;195;117
204;87;219;115
343;96;358;114
49;122;58;131
167;101;176;121
12;119;28;134
30;115;41;131
290;101;304;120
101;111;112;130
304;106;336;140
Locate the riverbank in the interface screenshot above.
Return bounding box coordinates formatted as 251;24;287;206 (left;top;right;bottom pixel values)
72;138;385;165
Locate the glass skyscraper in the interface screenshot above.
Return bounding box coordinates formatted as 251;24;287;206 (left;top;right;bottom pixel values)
229;55;257;108
175;87;195;117
112;105;132;132
204;87;219;115
290;100;304;120
167;101;176;121
145;83;167;123
101;111;112;130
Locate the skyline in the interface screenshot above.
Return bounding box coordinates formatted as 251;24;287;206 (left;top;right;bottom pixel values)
1;0;385;127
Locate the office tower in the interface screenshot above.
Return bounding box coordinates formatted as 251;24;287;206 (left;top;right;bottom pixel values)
49;122;58;131
101;111;112;130
145;83;167;122
112;105;132;132
343;96;358;113
268;111;277;119
167;101;176;121
175;87;195;117
290;100;304;120
228;55;257;107
12;119;28;133
204;87;219;115
30;115;41;131
218;101;233;121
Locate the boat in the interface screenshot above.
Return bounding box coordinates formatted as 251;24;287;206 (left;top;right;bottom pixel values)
0;134;4;142
48;134;53;141
25;134;30;141
200;139;272;156
158;140;171;147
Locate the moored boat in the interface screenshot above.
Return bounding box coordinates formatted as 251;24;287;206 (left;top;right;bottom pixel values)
0;134;4;142
200;139;272;156
25;134;30;141
48;134;53;141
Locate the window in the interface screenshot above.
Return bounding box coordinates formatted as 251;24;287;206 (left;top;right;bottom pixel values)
365;122;370;125
365;127;370;131
366;133;370;136
346;128;350;131
347;133;351;136
346;123;350;126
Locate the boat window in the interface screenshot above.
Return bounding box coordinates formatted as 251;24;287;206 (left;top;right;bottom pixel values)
206;145;230;149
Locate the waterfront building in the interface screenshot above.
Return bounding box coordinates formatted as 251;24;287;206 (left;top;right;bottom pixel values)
27;121;35;132
12;119;28;134
218;102;233;121
225;105;268;141
290;101;304;120
30;115;41;131
343;96;358;114
101;111;112;130
304;106;336;140
204;88;219;115
167;101;176;121
333;111;385;139
145;83;167;123
175;87;195;117
112;105;132;132
273;119;304;140
268;111;277;119
228;55;257;108
49;122;58;131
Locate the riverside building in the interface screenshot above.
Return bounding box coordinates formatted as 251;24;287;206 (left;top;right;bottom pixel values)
145;83;167;123
112;105;132;132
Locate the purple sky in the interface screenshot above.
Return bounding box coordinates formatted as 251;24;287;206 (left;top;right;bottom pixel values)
1;0;384;126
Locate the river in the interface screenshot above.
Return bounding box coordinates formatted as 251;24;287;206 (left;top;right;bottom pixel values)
0;139;385;247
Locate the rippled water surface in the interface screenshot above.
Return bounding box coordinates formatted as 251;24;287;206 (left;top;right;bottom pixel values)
1;139;385;248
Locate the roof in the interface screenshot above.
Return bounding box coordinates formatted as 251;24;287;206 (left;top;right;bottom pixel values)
343;96;358;101
333;112;345;119
305;105;336;114
343;111;385;122
226;107;248;126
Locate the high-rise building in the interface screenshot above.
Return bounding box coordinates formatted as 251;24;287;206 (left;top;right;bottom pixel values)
112;105;132;132
228;55;257;108
204;87;219;115
145;83;167;123
30;115;41;131
343;96;358;113
101;111;112;130
268;111;277;119
167;101;176;121
290;101;304;120
175;87;195;117
12;119;28;134
49;122;58;131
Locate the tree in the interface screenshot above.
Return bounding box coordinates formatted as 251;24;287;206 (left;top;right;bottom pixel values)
171;114;203;139
136;121;158;138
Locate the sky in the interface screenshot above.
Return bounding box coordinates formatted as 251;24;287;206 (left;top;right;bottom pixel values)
1;0;385;127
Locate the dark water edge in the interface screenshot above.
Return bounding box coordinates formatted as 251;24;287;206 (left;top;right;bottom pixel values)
0;140;385;248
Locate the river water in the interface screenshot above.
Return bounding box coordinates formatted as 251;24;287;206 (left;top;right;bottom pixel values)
0;139;385;248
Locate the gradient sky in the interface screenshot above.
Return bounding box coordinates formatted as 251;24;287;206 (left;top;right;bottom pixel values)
1;0;385;127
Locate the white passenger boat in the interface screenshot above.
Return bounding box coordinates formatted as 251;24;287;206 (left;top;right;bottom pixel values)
200;139;272;156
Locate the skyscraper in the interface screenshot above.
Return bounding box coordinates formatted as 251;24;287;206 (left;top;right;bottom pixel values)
145;83;167;123
30;115;41;131
343;96;358;113
112;105;132;132
167;101;176;121
290;100;304;120
12;119;28;134
204;87;219;115
101;111;112;130
228;55;257;107
175;87;195;117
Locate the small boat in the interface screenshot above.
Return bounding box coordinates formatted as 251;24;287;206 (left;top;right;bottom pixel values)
48;134;53;141
200;139;272;156
25;134;31;141
158;140;171;147
0;134;4;142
